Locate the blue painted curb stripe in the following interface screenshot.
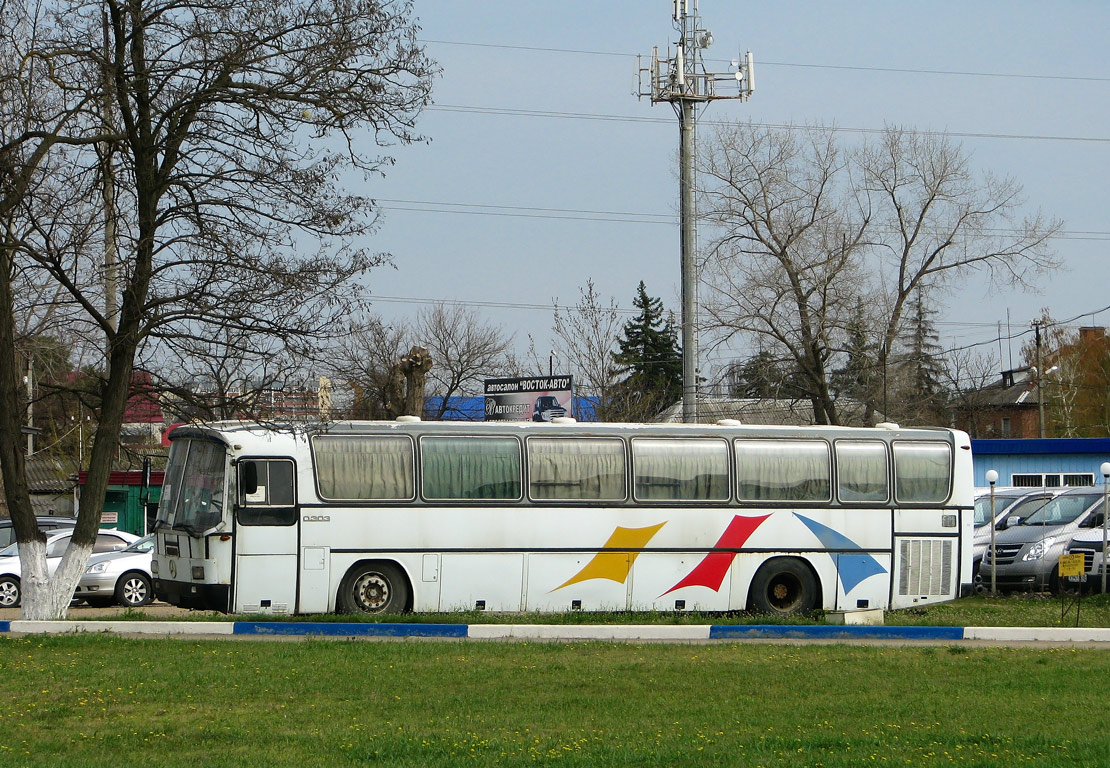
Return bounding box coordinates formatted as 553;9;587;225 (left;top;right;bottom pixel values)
0;622;8;633
709;625;966;641
233;622;469;638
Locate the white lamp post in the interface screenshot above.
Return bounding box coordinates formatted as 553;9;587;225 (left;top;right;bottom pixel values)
986;469;999;595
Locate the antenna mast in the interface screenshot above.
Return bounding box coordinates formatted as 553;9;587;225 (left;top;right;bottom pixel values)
638;1;753;423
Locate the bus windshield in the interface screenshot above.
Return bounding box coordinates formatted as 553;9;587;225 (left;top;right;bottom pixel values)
158;438;228;535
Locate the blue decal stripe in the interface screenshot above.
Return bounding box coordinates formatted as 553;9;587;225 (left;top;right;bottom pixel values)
709;624;965;641
795;514;888;593
232;622;469;638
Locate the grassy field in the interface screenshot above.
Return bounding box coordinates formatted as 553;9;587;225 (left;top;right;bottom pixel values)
0;634;1108;767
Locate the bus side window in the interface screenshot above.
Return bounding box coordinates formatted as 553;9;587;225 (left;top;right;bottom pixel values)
237;459;296;526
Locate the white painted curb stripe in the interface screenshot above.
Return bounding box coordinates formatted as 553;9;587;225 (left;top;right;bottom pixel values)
9;620;235;635
963;626;1110;643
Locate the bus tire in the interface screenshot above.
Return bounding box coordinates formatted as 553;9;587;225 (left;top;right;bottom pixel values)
338;561;410;615
749;558;818;616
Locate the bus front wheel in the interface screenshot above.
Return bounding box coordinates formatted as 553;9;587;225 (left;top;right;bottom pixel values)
338;562;410;615
749;558;818;616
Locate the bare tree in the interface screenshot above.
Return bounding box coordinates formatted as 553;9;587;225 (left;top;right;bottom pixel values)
698;124;871;425
0;0;436;619
418;304;514;420
328;316;412;419
698;122;1061;425
945;346;1001;438
857;127;1062;415
544;280;624;420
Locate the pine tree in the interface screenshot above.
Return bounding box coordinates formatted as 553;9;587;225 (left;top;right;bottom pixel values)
609;282;682;418
893;287;947;423
831;304;880;410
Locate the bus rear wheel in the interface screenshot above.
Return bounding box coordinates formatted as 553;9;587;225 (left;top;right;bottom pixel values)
339;562;410;615
750;558;818;616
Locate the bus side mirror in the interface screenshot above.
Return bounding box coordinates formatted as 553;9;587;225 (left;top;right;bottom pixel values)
241;461;258;496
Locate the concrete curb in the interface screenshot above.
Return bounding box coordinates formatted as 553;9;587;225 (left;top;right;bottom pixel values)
3;620;1108;643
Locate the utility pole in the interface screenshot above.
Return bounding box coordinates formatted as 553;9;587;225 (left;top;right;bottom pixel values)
639;1;753;423
25;357;34;457
1034;320;1045;438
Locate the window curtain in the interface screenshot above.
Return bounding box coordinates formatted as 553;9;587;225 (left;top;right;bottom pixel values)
634;439;728;501
528;438;625;500
835;441;888;502
313;436;413;500
735;440;830;501
422;437;521;500
893;442;951;503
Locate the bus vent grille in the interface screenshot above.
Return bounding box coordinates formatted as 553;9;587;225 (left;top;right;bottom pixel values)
898;539;953;597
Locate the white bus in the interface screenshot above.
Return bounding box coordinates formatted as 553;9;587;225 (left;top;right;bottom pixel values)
152;419;975;616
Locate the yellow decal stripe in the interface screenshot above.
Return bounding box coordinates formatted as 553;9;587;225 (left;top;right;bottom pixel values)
554;522;667;590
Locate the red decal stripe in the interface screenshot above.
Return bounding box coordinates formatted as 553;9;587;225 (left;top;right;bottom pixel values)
662;514;771;595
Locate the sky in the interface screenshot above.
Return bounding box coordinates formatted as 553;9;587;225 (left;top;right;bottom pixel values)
358;1;1110;387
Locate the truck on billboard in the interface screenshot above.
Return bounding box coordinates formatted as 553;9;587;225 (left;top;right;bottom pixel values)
484;376;574;422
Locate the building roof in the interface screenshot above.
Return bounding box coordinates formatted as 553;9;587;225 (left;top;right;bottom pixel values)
961;368;1040;409
653;396;880;426
25;457;79;494
972;438;1110;456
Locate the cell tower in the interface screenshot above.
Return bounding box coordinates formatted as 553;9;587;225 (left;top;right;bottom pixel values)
638;1;754;423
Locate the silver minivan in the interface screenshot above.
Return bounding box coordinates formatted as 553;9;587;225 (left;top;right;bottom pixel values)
979;488;1107;592
971;488;1060;589
1063;496;1110;591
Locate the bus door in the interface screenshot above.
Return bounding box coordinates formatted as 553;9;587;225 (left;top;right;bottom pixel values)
233;458;298;614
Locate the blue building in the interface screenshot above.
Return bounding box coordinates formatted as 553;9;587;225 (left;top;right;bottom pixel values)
972;438;1110;488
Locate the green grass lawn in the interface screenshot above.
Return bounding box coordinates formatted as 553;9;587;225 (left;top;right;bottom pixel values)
0;634;1107;767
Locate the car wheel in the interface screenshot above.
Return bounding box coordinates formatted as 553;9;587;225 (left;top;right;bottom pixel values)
749;558;818;615
115;571;153;607
338;562;410;615
0;576;20;608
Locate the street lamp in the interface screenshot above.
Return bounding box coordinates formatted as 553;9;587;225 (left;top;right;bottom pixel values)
1101;462;1110;594
986;469;999;595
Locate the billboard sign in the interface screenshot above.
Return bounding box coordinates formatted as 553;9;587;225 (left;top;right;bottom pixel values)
484;376;574;422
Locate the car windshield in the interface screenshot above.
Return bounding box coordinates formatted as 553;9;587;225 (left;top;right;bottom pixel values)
123;535;155;554
973;496;1003;526
1021;494;1100;526
0;542;17;558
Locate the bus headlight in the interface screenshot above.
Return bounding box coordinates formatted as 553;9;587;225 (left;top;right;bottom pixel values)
151;560;159;575
1023;537;1057;561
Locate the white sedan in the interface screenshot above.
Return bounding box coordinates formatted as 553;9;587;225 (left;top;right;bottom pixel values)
74;534;155;607
0;529;141;608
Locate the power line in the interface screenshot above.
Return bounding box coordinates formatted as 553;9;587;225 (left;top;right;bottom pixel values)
421;39;1110;84
377;198;1110;241
368;293;640;316
428;103;1110;145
